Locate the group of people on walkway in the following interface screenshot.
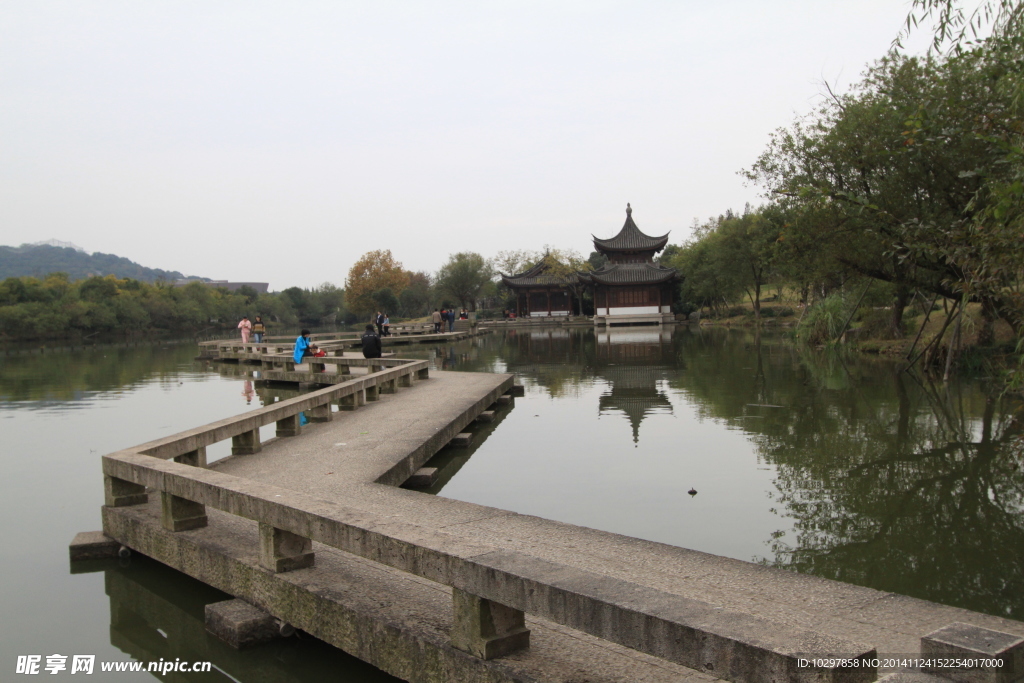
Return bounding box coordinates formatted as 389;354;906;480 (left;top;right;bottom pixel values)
431;308;466;333
236;315;266;343
374;312;391;337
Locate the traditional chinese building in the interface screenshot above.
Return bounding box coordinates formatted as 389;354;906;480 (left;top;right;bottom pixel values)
580;204;679;325
500;257;578;318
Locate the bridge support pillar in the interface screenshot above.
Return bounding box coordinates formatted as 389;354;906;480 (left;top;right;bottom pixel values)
307;403;332;423
417;367;430;380
205;598;285;649
160;492;207;532
232;428;262;455
276;414;301;437
338;391;362;411
398;373;412;388
258;523;314;573
450;588;530;660
366;385;379;402
104;475;147;507
174;447;207;467
381;378;397;394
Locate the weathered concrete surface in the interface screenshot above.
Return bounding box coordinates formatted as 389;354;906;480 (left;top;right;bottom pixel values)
96;365;1024;682
205;598;283;649
406;467;439;488
104;502;718;683
69;531;120;561
212;370;513;488
920;622;1024;682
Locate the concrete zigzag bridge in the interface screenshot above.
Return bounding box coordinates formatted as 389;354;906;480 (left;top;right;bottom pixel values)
69;354;1024;683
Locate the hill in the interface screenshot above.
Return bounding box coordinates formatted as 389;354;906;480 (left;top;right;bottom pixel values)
0;243;199;283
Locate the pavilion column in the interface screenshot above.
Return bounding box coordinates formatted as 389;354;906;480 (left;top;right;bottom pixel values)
546;291;551;316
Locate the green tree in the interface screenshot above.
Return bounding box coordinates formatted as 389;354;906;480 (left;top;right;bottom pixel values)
436;252;492;311
399;271;433;317
748;49;1023;337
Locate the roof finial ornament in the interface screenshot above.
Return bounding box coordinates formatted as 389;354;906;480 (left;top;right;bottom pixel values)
626;202;632;216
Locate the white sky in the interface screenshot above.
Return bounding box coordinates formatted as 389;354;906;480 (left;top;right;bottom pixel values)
0;1;938;290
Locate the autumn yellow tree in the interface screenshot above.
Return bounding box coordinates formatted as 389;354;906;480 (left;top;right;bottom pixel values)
345;250;410;319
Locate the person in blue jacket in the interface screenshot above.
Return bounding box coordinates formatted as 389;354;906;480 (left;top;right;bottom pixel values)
293;329;315;364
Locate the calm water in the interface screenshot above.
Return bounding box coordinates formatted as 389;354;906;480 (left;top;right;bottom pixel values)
1;327;1022;680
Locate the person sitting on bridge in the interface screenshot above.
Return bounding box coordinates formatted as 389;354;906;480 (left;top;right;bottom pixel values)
361;324;382;359
293;329;319;364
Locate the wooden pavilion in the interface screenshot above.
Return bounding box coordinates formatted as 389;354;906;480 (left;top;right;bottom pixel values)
579;204;679;325
500;257;578;318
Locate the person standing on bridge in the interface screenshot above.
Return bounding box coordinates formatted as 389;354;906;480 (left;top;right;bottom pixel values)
432;309;442;333
447;308;456;332
361;324;382;358
382;313;390;337
251;316;266;344
375;311;385;337
237;316;252;343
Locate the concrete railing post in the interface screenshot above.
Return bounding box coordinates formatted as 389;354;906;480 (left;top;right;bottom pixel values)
104;475;148;507
366;385;379;402
160;492;208;532
398;373;412;388
174;447;207;467
335;363;351;375
381;378;397;394
338;392;362;411
450;588;530;660
307;403;332;423
309;362;326;374
417;367;430;380
231;429;262;455
258;522;314;573
276;414;301;437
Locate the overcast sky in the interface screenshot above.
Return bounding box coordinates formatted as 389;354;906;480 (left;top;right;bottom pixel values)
1;1;939;290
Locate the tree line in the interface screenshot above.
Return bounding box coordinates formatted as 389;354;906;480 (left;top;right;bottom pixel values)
663;5;1023;362
0;247;592;342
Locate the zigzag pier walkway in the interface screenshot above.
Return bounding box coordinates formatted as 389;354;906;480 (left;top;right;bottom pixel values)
70;358;1024;682
197;325;488;362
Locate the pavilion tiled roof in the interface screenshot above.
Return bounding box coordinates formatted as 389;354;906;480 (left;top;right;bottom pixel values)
578;262;678;286
501;260;578;288
592;204;670;254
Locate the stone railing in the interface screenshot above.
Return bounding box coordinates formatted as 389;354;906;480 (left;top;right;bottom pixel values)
100;356;886;683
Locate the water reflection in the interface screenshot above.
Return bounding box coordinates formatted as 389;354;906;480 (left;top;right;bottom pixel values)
411;327;1024;619
97;556;398;682
595;328;675;444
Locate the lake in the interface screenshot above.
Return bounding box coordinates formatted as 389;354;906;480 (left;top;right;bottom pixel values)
2;326;1021;681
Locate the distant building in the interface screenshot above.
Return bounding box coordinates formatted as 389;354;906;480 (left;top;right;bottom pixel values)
501;204;680;324
500;257;579;317
172;279;269;294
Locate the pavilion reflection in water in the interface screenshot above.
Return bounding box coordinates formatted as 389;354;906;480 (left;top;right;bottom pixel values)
595;328;675;444
503;327;676;443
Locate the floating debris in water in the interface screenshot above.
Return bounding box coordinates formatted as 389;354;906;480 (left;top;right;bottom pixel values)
746;404;784;408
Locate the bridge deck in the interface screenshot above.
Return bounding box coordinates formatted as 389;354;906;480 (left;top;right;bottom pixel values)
212;373;1024;665
96;366;1024;682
